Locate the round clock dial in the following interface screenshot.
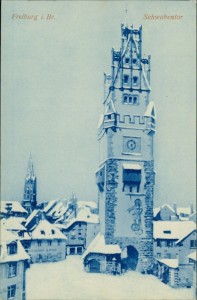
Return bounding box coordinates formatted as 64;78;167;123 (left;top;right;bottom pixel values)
127;139;136;151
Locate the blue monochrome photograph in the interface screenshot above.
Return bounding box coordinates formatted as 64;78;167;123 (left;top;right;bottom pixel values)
1;1;196;300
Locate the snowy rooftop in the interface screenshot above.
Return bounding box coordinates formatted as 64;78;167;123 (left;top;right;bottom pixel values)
153;221;196;242
0;229;30;263
25;209;41;226
63;206;99;229
1;201;28;214
77;201;98;210
1;218;27;231
153;204;175;217
30;219;67;240
187;251;196;261
43;199;59;213
157;258;179;269
144;101;156;119
83;232;121;258
153;204;196;219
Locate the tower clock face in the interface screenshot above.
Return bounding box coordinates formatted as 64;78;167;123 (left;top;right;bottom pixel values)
127;139;136;151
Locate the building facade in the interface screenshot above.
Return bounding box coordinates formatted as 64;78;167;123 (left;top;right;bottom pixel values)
154;221;197;288
22;155;37;214
95;23;156;273
0;230;30;300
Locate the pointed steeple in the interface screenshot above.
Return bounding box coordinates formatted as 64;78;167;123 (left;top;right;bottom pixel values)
22;154;37;214
26;153;35;179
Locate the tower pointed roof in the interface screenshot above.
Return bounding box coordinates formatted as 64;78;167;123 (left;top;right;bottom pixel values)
26;153;35;179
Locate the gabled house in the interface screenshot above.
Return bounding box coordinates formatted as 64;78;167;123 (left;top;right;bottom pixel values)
25;219;67;263
55;206;99;255
83;233;121;274
154;203;196;222
153;221;196;288
0;229;30;300
0;201;28;220
0;218;30;241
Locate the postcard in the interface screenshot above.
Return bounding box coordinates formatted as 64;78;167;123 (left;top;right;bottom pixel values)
1;1;196;300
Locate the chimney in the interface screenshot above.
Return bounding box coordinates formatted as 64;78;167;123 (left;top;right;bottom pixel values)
173;202;177;214
190;203;194;214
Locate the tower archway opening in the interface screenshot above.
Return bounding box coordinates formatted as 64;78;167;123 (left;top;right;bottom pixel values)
121;245;139;271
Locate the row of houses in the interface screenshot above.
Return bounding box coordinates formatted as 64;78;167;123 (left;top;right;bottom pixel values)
0;199;196;299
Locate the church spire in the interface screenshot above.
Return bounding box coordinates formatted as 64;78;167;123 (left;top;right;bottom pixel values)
22;154;37;214
27;153;35;178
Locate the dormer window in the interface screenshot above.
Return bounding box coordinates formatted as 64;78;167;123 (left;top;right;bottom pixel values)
124;75;129;84
7;242;17;255
163;230;171;234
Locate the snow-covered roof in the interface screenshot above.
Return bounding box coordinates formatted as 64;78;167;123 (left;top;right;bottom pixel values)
157;258;179;269
43;199;59;213
77;201;98;210
97;113;104;129
122;163;142;170
83;232;121;258
144;101;156;119
63;207;99;229
25;209;41;226
153;204;175;217
30;220;67;240
187;252;196;261
47;202;68;218
1;218;27;231
0;201;28;214
177;207;192;215
0;229;30;263
104;99;117;115
153;221;196;242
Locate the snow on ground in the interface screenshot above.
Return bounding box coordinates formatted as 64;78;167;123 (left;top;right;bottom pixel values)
26;256;194;300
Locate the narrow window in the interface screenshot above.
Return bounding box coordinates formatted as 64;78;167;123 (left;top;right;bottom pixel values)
40;230;45;235
124;75;129;84
125;57;130;64
133;58;137;64
133;96;138;104
7;242;17;255
48;240;52;246
190;240;197;248
128;96;133;104
7;285;16;300
8;262;17;278
123;95;128;103
38;240;42;246
51;229;55;235
133;76;138;85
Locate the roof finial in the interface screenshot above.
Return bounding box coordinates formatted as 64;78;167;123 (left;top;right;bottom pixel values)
124;3;128;27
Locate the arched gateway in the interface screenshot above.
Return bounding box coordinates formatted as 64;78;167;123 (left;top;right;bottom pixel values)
121;246;139;271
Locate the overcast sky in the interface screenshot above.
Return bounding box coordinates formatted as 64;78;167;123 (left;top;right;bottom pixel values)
1;1;196;207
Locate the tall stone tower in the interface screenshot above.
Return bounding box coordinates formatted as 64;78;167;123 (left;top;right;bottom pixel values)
22;154;37;214
96;24;156;273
